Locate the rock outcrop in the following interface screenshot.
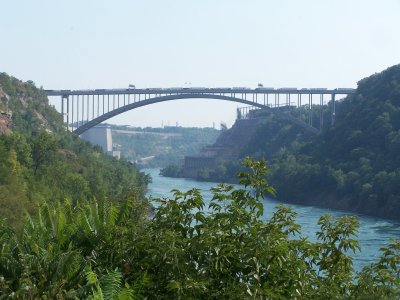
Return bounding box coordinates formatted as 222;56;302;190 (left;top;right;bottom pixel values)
0;88;11;134
0;111;12;134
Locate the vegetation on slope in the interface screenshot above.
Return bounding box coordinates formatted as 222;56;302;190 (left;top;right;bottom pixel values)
0;73;149;229
182;112;317;183
269;65;400;219
111;125;220;168
168;64;400;220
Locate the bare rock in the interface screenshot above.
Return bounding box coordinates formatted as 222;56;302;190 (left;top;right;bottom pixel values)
0;88;11;134
0;111;12;134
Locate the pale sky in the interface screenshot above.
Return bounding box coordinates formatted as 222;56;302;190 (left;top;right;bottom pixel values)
1;0;400;128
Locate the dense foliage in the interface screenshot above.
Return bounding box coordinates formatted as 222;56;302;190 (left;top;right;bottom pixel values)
111;125;220;168
0;73;149;229
269;64;400;219
165;65;400;220
1;158;399;298
181;112;316;183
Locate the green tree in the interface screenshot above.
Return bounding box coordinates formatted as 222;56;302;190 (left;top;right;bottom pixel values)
31;131;57;176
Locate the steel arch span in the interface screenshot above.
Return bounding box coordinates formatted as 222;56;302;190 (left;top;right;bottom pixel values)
74;94;272;135
46;87;355;134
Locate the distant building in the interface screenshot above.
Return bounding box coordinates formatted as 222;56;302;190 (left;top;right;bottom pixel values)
80;125;120;158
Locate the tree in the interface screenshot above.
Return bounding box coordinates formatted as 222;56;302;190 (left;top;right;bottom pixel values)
31;131;57;176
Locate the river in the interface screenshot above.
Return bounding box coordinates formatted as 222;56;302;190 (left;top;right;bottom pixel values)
144;168;400;272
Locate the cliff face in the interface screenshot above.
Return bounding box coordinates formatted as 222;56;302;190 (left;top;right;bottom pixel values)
0;111;12;134
0;73;63;134
181;118;266;178
0;87;11;134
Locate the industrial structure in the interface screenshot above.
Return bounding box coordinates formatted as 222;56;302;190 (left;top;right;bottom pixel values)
80;125;120;158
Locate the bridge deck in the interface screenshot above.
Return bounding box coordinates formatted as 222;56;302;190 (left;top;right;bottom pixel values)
45;87;356;97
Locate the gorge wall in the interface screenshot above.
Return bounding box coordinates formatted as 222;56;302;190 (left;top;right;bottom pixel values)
181;117;266;178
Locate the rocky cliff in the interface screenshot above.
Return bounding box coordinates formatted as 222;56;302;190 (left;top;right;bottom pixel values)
0;73;63;134
0;87;11;134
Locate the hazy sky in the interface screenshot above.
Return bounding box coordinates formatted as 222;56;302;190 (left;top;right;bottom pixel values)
1;0;400;128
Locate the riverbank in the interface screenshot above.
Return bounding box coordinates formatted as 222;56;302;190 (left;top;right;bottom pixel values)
145;168;400;272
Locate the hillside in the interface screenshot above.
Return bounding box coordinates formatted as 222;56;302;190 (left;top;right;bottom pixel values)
164;65;400;220
111;125;220;168
269;64;400;219
163;109;316;182
0;73;149;228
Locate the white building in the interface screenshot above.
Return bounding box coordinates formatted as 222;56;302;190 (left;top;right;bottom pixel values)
81;125;120;158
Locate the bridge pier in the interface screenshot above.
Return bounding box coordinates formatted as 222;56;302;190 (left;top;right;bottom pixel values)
308;94;312;126
331;94;336;125
320;94;324;131
81;95;84;127
61;95;69;130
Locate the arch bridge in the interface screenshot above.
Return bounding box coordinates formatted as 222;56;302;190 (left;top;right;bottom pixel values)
45;87;356;135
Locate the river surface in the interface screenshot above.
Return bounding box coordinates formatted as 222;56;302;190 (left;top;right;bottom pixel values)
144;168;400;272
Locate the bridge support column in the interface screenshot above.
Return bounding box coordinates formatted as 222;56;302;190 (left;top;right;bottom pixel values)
320;94;323;131
71;95;74;131
67;96;70;131
103;95;106;115
61;96;64;118
87;95;90;123
308;94;312;126
81;95;84;127
77;95;80;128
331;94;336;125
298;94;301;120
97;95;100;117
61;95;69;130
